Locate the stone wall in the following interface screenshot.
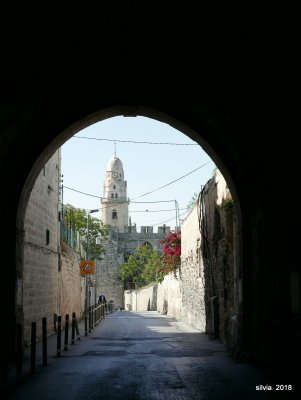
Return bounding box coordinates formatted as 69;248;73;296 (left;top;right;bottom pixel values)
124;170;235;347
114;225;170;255
124;207;206;331
201;170;235;348
125;207;206;331
157;275;182;319
23;151;61;344
124;284;158;312
22;151;85;344
96;225;171;310
96;238;124;309
177;206;206;331
59;240;85;322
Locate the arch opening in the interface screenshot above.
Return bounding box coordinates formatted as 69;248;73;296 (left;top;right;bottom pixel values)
15;106;244;362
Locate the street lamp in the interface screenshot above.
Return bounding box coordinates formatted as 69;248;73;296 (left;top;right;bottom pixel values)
91;234;102;307
85;209;99;333
175;200;180;232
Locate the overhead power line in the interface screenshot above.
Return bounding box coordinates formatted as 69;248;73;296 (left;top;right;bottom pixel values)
131;200;175;203
63;161;212;209
152;210;189;227
130;208;186;213
130;161;212;200
73;136;198;146
63;186;101;199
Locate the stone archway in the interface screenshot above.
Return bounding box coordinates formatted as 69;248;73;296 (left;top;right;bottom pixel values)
13;106;244;357
0;4;299;386
141;242;153;250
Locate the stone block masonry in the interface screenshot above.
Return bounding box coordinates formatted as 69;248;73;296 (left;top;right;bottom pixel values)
23;152;61;344
59;240;85;323
96;238;124;309
125;170;236;350
22;151;85;345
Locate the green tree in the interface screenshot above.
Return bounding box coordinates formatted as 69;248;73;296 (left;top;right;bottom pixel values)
63;204;108;260
141;250;165;283
118;244;164;286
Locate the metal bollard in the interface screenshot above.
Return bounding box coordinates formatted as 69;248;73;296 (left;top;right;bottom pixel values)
53;313;57;332
75;318;80;340
95;304;98;325
64;314;69;351
89;307;92;332
42;317;47;366
57;316;62;357
30;322;36;374
85;314;88;336
71;312;76;344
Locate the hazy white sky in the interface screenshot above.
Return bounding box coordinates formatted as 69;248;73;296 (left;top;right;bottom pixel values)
61;116;215;230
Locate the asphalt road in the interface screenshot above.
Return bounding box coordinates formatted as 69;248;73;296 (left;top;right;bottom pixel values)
4;311;286;399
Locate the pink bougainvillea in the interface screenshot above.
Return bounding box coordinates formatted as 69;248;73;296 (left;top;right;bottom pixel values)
158;231;181;274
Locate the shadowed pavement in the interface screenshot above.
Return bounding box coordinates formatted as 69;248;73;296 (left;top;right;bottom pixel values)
4;311;293;399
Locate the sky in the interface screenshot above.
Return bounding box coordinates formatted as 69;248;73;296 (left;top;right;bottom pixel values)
60;116;215;231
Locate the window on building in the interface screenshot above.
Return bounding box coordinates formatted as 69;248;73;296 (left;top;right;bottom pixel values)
112;210;117;220
115;193;118;198
113;185;116;189
46;229;50;245
142;241;152;250
124;252;131;262
111;193;114;198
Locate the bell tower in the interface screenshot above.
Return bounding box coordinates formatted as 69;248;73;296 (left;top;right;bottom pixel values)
101;153;129;231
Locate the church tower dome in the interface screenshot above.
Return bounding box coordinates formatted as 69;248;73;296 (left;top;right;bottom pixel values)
106;155;124;180
101;153;129;231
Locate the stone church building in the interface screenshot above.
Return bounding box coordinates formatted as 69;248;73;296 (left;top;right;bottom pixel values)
96;154;171;309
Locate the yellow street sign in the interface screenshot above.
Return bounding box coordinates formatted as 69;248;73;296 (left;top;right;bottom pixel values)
80;260;95;275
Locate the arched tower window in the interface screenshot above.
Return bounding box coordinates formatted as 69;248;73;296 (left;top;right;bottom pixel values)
141;241;153;250
115;193;118;198
112;210;117;220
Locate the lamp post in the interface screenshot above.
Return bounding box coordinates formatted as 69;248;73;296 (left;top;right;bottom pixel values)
85;209;99;330
92;235;101;307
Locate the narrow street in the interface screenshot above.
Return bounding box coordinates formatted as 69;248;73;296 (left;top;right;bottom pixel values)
5;311;278;399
